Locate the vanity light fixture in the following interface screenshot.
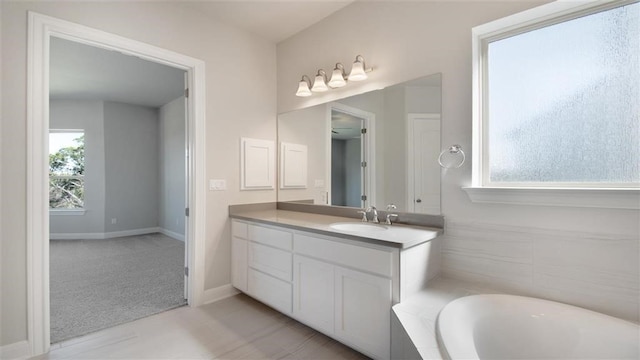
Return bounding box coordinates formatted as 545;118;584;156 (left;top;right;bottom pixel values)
311;69;329;92
295;55;373;97
328;63;347;88
348;55;371;81
296;75;312;97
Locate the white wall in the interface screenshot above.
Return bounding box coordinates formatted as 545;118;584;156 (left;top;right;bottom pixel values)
1;1;276;346
277;1;639;322
159;96;186;239
49;100;106;235
277;105;327;204
103;102;159;233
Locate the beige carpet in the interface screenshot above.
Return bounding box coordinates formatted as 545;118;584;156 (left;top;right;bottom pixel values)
50;233;186;343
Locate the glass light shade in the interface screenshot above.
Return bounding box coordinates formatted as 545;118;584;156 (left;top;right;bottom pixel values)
311;75;328;92
348;60;367;81
328;68;347;88
296;80;312;97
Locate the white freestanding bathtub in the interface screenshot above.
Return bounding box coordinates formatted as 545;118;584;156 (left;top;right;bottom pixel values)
437;294;640;360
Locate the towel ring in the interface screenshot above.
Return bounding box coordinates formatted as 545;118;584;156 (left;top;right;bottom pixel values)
438;145;465;169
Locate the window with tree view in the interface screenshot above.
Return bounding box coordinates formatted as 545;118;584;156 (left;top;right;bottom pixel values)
50;131;85;209
483;2;639;187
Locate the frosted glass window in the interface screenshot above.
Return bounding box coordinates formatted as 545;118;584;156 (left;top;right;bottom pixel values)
486;2;639;185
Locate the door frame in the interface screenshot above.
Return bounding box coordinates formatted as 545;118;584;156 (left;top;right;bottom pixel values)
27;12;207;356
326;102;376;208
406;113;441;212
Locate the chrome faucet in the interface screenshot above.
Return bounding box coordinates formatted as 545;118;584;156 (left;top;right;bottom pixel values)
385;204;398;225
356;209;368;222
366;206;379;224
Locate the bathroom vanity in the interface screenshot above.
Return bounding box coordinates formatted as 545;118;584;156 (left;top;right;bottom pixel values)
229;205;442;360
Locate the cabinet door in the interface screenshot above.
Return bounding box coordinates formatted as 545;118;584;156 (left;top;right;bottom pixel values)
335;267;392;360
293;255;334;334
231;237;248;292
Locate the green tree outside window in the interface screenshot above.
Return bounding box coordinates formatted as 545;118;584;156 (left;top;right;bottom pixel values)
49;134;85;209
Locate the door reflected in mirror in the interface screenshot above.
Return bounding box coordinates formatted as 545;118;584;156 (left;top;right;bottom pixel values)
278;73;441;215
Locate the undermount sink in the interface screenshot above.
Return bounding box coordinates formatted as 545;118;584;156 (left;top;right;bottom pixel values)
329;222;389;232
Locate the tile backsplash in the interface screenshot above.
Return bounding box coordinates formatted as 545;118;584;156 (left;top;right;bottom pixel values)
441;221;639;322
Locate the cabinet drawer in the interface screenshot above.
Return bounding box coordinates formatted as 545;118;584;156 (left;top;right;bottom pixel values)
248;242;292;281
248;224;293;251
248;268;292;315
231;220;248;239
295;233;393;277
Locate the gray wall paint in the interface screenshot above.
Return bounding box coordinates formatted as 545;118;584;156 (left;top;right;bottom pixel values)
104;102;159;233
49;100;163;236
49;100;106;234
331;138;362;207
159;96;186;238
331;139;346;205
345;138;361;207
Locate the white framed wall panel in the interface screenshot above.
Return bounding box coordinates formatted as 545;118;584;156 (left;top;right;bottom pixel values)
240;137;275;190
280;142;308;189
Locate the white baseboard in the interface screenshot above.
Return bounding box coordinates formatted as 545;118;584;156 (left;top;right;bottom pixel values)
159;228;185;242
104;227;160;239
203;284;240;305
0;340;30;360
50;227;160;240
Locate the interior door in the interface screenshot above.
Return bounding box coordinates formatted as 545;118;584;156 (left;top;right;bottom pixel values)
410;114;441;214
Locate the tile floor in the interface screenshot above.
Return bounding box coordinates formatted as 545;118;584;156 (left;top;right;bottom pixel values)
32;294;369;359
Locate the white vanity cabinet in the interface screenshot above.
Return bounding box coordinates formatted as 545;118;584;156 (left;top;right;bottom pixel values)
230;218;435;360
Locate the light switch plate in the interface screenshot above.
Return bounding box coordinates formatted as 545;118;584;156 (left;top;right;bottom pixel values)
209;179;227;191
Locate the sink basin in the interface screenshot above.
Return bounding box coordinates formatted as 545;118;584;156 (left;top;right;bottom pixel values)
329;222;389;232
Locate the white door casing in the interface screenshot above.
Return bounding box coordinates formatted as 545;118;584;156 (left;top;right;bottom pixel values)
27;12;206;356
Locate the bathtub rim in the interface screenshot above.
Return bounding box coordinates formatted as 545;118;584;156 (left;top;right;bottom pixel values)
436;293;640;360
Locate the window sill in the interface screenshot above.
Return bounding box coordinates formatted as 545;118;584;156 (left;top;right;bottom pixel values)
462;187;640;210
50;209;86;216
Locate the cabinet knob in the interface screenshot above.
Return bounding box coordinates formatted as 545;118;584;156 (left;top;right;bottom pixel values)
416;199;422;203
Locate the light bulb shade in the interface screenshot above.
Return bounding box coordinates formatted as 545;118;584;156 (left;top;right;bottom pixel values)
348;60;367;81
311;72;328;92
296;78;312;97
328;67;347;88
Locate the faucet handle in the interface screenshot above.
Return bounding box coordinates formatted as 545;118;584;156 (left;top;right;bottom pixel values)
356;210;368;222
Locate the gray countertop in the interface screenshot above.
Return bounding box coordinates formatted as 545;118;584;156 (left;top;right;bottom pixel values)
229;209;442;249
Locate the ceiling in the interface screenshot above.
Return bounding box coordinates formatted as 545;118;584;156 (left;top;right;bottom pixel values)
49;2;354;107
181;1;354;43
50;37;186;108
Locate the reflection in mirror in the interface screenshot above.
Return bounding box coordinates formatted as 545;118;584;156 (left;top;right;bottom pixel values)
278;73;442;215
331;109;364;207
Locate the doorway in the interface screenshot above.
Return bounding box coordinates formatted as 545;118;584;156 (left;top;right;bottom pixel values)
28;12;206;355
48;36;189;343
327;103;376;208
